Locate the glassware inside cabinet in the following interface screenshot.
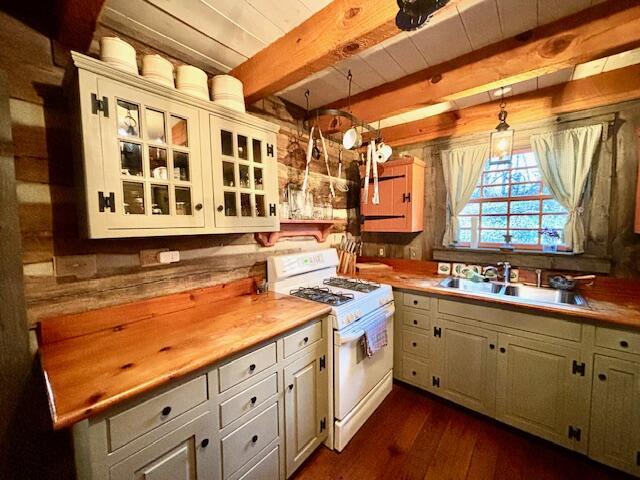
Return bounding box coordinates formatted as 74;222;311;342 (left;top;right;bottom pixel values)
175;187;192;215
120;141;143;177
223;162;235;187
123;182;145;214
239;164;251;189
117;100;140;138
237;135;248;160
149;147;168;179
173;151;190;181
256;195;266;217
224;191;237;216
151;185;169;215
254;167;263;190
241;193;252;217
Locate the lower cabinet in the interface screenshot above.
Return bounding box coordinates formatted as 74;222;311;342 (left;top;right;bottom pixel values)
284;351;328;476
495;334;587;451
433;319;497;416
110;412;215;480
589;355;640;476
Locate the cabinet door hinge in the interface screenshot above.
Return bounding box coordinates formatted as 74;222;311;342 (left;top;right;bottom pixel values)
432;376;440;388
319;355;326;371
402;192;411;203
269;203;277;216
98;191;115;212
572;360;586;376
433;326;442;338
568;425;582;442
320;417;326;432
91;93;109;117
267;144;274;157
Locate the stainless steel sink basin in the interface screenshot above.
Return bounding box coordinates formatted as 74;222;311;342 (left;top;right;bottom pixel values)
437;277;587;307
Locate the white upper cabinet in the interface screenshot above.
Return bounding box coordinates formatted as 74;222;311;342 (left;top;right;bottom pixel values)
68;52;280;238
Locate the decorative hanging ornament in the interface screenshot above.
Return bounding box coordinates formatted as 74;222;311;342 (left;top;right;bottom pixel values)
396;0;449;31
489;88;514;166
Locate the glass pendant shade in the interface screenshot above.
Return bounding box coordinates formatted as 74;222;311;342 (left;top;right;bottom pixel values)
489;128;514;164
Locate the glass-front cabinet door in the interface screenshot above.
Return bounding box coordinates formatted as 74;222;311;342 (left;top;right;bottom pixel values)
97;77;205;231
210;115;278;229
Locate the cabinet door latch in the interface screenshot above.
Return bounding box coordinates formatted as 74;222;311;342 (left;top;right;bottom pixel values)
266;144;274;157
319;355;326;371
98;191;115;212
91;93;109;117
432;376;440;388
568;425;582;442
320;417;326;432
433;326;442;338
572;360;586;376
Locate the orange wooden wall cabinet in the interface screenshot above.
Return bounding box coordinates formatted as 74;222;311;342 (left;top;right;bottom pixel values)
636;128;640;233
360;156;425;232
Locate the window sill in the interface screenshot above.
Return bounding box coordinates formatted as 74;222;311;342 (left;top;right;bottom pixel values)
432;247;612;274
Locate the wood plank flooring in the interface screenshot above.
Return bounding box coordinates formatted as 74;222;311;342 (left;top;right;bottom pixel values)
293;382;632;480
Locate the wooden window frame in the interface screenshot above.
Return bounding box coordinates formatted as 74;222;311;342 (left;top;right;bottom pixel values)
458;150;569;251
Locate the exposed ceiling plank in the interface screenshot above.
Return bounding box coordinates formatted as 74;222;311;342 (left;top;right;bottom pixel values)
376;63;640;147
325;0;640;124
55;0;106;51
231;0;459;104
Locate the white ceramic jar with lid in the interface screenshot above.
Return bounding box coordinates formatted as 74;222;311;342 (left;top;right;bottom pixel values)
100;37;138;75
142;54;174;88
176;65;209;100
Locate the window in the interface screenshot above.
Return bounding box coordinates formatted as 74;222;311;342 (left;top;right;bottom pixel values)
458;151;568;250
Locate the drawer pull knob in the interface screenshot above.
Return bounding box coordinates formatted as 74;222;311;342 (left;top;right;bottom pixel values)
303;336;309;343
195;203;203;211
250;396;257;404
413;320;418;325
413;300;418;305
499;347;506;353
412;342;417;347
251;435;258;443
598;373;607;381
411;370;417;376
288;383;294;390
620;340;629;348
200;438;209;448
161;406;172;416
489;344;495;350
217;205;224;212
249;364;256;372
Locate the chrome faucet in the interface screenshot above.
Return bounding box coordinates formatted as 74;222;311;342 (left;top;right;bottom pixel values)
535;269;543;288
497;262;512;283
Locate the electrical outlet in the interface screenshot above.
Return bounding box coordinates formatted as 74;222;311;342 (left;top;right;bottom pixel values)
409;247;417;259
378;247;385;256
140;249;169;267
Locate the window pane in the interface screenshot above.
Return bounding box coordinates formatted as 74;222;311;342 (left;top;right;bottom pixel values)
511;200;539;214
254;167;263;190
120;141;143;177
224;191;236;216
223;162;235;187
511;168;541;183
170;115;188;147
482;202;507;214
511;182;541;197
173;151;190;181
481;229;507;243
482;215;507;228
149;147;167;179
542;199;565;213
221;130;233;156
117;100;140;138
237;135;248;160
459;229;472;243
512;152;537;168
146;109;166;143
470;188;481;200
459;216;474;228
510;214;539;229
256;194;266;217
483;185;509;198
460;203;480;215
511;230;539;245
542;214;568;229
151;185;169;215
483;170;509;185
239;164;251;189
252;139;262;163
123;182;144;214
240;193;252;216
175;187;192;215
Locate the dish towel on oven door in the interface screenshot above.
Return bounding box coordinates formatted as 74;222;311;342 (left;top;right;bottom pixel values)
361;315;388;357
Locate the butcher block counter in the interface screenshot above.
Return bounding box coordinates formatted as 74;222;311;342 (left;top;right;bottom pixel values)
355;258;640;330
38;280;331;430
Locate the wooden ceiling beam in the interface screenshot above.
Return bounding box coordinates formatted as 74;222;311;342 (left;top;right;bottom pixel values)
231;0;460;104
327;0;640;124
377;63;640;147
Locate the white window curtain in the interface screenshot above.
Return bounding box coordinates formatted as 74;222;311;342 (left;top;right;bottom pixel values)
530;124;602;254
441;144;489;246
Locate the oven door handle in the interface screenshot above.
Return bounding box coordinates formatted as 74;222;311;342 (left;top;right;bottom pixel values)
336;304;395;346
337;331;366;345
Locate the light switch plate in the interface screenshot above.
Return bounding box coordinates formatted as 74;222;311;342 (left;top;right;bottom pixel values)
54;254;97;279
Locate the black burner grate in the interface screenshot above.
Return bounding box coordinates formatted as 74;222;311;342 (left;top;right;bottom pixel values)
323;277;381;293
289;286;355;306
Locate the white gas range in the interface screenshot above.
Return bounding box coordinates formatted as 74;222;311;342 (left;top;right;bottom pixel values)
268;248;395;452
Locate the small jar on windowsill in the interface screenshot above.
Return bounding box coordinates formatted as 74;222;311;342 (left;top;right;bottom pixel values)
541;228;561;253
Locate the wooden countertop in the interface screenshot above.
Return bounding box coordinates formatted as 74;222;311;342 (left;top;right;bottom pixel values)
354;259;640;330
39;290;330;430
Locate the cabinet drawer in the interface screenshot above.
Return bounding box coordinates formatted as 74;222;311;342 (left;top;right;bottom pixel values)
402;330;429;359
221;403;279;478
595;327;640;355
402;356;429;388
284;321;322;358
219;343;277;392
220;373;278;428
107;375;207;452
403;308;430;330
404;293;431;311
235;445;280;480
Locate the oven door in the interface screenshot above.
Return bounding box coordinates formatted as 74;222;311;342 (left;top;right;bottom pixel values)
333;303;394;420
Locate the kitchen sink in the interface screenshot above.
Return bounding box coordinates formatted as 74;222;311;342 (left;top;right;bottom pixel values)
437;277;587;307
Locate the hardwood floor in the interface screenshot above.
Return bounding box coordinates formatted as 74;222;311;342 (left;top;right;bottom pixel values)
293;382;632;480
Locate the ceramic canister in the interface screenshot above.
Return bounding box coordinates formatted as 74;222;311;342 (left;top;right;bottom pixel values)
142;54;174;88
100;37;138;75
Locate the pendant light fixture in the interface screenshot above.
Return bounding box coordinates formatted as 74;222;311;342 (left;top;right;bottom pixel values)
396;0;449;31
489;87;514;166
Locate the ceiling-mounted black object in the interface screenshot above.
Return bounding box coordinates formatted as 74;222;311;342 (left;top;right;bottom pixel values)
396;0;449;31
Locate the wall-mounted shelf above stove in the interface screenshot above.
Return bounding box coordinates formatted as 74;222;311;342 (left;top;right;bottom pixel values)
254;219;345;247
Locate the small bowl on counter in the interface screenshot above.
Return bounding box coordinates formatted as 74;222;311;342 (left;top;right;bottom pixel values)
142;54;174;88
176;65;209;100
100;37;138;75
